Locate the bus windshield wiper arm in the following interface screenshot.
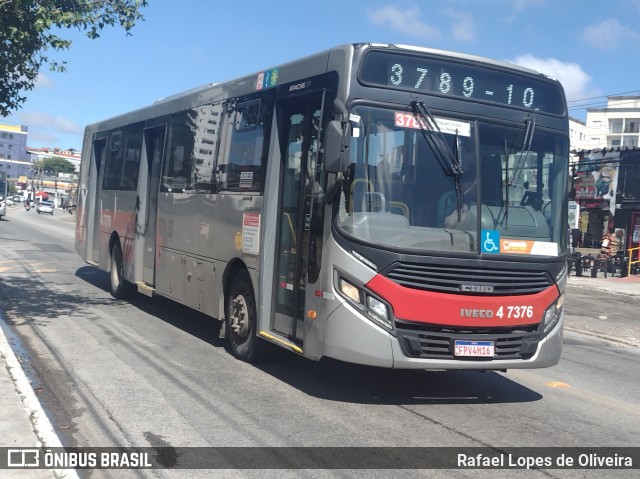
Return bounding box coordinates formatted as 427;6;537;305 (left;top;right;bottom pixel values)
499;115;537;226
410;100;465;221
410;100;462;176
510;115;537;188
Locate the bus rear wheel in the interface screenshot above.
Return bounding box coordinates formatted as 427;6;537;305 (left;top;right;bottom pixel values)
109;242;134;299
226;271;267;362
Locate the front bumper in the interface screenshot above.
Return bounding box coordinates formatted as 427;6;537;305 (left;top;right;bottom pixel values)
323;300;563;369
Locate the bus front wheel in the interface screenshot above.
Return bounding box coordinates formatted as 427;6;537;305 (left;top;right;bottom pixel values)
109;242;133;299
226;271;267;362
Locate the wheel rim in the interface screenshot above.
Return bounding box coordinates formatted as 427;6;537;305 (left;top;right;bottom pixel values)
229;294;250;341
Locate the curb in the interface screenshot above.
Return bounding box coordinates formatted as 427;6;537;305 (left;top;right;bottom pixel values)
0;325;80;479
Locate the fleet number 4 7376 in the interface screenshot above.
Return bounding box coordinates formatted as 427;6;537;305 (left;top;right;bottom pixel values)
496;305;534;319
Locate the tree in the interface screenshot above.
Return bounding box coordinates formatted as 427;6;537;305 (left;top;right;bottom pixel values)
0;0;148;116
32;157;76;174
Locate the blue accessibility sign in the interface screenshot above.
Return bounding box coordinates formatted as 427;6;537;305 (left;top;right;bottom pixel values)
481;230;500;254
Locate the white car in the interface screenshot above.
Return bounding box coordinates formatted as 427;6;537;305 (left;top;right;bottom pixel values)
37;200;54;215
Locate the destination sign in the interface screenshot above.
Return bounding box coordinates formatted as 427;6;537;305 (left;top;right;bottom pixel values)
359;51;565;115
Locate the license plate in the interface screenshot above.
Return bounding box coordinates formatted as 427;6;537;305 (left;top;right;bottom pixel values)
454;340;495;357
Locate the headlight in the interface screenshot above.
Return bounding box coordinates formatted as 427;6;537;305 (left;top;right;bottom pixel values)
366;295;392;330
543;293;564;335
556;263;568;293
339;278;361;303
336;273;394;332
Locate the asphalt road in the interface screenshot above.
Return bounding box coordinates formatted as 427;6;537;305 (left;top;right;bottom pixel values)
1;205;639;479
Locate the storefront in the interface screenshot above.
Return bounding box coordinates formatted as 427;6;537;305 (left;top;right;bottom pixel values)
572;146;640;254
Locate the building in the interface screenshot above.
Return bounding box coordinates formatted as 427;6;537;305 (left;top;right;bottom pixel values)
570;96;640;255
23;147;80;206
569;117;589;152
26;147;81;172
585;96;640;149
0;123;32;179
571;146;640;252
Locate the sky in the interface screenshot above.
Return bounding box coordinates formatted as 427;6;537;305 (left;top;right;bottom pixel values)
4;0;640;151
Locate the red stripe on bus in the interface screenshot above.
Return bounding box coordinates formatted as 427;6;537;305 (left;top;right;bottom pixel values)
366;274;558;327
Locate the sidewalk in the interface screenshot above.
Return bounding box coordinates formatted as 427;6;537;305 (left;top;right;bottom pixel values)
565;272;640;347
0;320;69;478
567;269;640;297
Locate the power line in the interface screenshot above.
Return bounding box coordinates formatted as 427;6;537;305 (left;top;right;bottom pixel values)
567;89;640;104
568;97;640;112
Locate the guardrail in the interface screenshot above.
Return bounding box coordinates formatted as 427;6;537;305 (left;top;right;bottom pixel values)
627;246;640;277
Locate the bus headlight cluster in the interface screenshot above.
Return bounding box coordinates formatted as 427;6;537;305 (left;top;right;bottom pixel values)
555;263;568;294
542;293;564;336
338;276;394;332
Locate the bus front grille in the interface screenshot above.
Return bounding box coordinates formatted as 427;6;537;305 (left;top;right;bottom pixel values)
384;263;553;295
395;322;541;360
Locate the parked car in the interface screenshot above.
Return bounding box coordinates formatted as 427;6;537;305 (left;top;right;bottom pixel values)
36;200;54;215
12;195;23;202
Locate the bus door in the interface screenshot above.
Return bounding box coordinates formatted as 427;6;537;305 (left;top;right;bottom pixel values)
272;93;325;345
87;139;106;264
141;126;165;285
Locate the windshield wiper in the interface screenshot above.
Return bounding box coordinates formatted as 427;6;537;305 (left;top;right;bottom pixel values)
498;115;538;227
410;100;462;176
511;115;537;188
410;99;465;221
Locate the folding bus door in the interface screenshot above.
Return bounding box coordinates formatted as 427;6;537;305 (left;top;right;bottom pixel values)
141;126;165;285
273;92;325;344
88;138;106;264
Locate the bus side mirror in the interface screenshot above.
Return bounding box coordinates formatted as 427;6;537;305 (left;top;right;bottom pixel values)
324;120;350;173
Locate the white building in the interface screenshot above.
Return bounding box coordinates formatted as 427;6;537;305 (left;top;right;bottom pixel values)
582;96;640;150
569;117;589;150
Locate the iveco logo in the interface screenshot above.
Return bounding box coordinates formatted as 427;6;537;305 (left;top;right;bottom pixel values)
460;308;494;318
461;284;494;293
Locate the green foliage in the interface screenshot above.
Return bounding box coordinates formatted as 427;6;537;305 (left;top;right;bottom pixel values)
32;156;77;174
0;0;148;116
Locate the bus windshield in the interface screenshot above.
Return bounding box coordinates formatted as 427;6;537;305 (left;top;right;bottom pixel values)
337;105;568;256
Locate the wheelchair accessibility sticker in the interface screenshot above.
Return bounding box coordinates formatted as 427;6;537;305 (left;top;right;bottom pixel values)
481;230;559;256
481;230;500;254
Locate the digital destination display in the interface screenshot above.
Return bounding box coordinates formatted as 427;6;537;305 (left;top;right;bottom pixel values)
359;51;565;115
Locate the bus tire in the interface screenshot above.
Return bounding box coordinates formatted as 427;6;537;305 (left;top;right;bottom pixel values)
109;242;134;299
226;271;267;362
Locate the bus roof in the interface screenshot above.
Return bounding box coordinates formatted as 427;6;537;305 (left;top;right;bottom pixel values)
83;43;559;135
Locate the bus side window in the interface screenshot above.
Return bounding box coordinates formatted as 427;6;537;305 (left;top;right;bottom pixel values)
216;94;273;193
192;103;222;191
103;131;123;190
161;110;197;193
102;125;143;191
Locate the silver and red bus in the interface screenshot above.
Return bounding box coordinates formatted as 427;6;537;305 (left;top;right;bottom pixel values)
75;43;569;369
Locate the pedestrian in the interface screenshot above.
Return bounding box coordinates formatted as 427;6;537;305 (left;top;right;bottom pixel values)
600;228;619;258
571;229;582;251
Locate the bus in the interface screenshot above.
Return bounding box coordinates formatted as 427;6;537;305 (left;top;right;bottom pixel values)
75;43;569;369
0;171;7;219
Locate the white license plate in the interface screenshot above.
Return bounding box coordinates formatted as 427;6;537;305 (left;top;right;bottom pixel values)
454;340;495;357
